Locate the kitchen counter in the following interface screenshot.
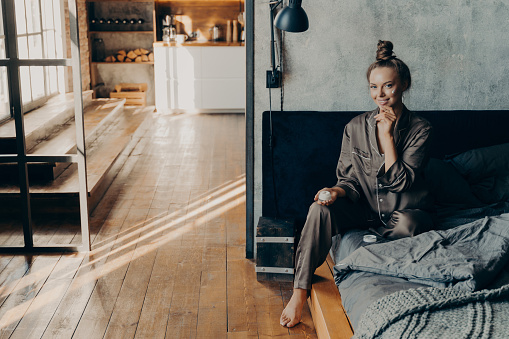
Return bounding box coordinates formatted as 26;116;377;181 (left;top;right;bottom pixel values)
153;41;244;47
154;44;245;113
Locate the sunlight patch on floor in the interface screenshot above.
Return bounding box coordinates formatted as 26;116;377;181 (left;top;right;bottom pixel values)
0;176;246;330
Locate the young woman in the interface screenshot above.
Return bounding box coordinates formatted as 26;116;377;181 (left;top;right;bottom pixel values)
280;40;435;328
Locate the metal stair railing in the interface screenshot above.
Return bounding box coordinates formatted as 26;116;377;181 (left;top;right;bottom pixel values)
0;0;90;252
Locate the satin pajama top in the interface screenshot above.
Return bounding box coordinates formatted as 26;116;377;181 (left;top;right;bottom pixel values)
333;106;434;225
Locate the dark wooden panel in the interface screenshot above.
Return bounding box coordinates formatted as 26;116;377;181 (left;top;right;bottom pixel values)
256;242;293;269
256;217;295;282
256;217;294;238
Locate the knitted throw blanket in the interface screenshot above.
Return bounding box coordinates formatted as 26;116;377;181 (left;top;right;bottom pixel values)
354;283;509;339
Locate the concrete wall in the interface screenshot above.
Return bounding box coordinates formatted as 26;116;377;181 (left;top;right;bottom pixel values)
253;1;509;233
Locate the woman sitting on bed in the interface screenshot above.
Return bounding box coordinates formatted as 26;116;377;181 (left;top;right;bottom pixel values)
280;40;435;328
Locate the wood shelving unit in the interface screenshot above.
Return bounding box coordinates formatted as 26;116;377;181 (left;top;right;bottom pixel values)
87;0;156;103
86;0;154;2
89;31;154;34
91;61;154;64
86;0;245;106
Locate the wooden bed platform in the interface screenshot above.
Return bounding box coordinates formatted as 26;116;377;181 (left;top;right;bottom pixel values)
308;255;354;339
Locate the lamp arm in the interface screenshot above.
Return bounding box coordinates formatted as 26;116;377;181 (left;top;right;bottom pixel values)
267;0;283;88
270;0;283;73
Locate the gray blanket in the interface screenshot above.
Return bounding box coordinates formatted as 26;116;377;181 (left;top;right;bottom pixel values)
334;213;509;292
354;283;509;339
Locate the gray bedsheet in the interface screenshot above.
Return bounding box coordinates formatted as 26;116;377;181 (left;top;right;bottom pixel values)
331;202;509;330
335;213;509;290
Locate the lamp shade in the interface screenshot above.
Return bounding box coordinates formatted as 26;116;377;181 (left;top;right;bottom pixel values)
274;0;309;32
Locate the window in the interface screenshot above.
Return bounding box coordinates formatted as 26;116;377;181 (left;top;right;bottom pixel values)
0;4;9;122
14;0;66;113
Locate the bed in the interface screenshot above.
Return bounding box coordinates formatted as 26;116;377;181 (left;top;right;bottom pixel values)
333;146;509;337
261;110;509;338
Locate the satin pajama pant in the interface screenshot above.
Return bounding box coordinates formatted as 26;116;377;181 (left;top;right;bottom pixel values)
293;198;434;290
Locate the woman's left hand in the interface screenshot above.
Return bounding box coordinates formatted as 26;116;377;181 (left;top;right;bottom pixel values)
375;106;397;137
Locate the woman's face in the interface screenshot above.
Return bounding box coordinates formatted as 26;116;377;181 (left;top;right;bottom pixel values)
369;67;405;109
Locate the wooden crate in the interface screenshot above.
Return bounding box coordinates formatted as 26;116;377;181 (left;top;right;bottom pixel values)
110;83;147;106
256;217;295;282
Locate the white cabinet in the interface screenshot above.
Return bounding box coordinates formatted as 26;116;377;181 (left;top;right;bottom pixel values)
154;46;245;113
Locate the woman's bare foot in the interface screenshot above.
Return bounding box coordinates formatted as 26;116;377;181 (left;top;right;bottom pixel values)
280;288;308;327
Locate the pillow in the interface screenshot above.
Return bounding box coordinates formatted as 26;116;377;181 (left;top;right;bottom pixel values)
423;158;483;207
446;143;509;204
447;143;509;183
470;175;509;204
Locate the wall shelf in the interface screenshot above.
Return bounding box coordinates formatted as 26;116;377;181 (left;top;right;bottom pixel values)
86;0;154;3
92;61;154;64
88;0;156;104
90;31;154;34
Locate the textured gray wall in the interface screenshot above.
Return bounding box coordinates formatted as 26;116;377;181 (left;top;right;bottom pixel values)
253;0;509;232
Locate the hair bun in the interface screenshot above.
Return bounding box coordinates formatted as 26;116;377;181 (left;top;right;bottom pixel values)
376;40;395;61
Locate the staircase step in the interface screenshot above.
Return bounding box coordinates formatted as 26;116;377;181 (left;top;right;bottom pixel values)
0;97;126;181
0;106;153;214
0;91;93;154
31;98;126;180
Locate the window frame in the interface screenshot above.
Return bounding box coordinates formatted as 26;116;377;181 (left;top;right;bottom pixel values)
11;0;66;114
0;5;9;123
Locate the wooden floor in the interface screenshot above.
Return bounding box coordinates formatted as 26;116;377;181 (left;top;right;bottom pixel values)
0;112;317;338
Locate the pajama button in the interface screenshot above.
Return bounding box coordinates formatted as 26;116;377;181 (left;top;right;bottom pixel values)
382;214;385;217
379;198;383;202
378;184;382;188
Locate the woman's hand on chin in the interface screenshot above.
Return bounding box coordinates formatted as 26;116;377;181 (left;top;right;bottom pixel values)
375;106;397;137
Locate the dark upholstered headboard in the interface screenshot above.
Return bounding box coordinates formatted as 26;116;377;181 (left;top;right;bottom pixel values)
262;110;509;222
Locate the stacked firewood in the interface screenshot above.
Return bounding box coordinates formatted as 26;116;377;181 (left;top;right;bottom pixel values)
104;48;154;63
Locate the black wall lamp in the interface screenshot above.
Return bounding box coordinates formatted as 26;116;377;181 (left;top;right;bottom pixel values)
267;0;309;88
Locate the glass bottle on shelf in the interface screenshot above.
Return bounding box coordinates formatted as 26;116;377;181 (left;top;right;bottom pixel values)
162;26;170;42
92;38;105;62
169;15;177;40
162;16;171;42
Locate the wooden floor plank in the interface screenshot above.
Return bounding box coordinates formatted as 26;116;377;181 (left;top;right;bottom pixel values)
227;332;259;339
0;113;314;339
9;254;84;339
0;218;24;247
196;270;228;338
165;261;202;337
102;209;162;339
72;208;150;339
134;244;179;339
165;266;202;338
0;256;61;338
0;256;14;276
226;259;258;335
41;208;130;339
0;256;31;308
102;249;157;338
